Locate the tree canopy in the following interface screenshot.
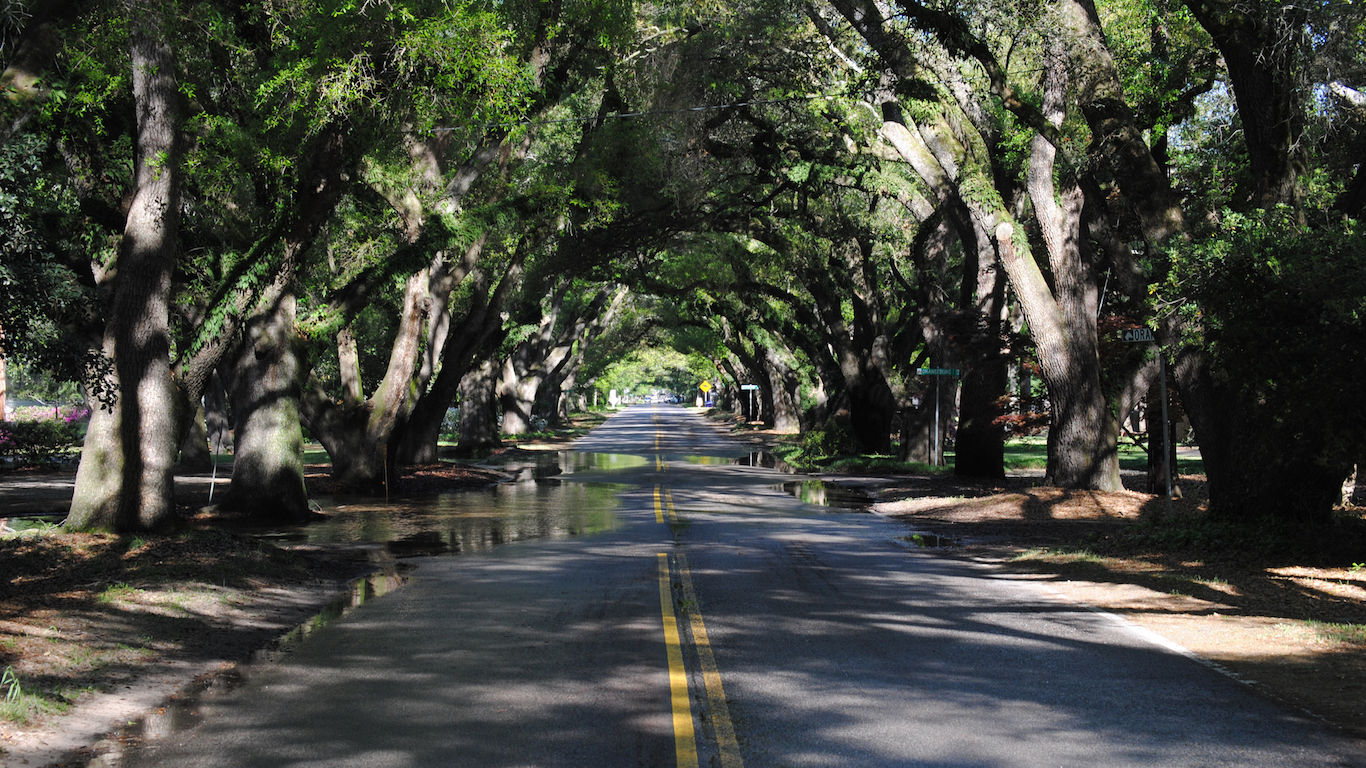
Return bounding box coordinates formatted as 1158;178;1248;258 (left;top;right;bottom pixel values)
1;0;1363;529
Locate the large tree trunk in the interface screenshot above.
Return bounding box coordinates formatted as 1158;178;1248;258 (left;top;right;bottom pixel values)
224;277;310;520
1182;0;1305;211
498;285;615;436
764;348;802;434
499;360;540;436
393;238;530;464
1173;345;1347;523
456;359;502;455
955;362;1007;477
954;206;1009;479
304;270;428;491
68;6;180;532
806;277;896;455
1018;53;1122;491
1145;364;1179;496
177;400;211;471
220;131;348;518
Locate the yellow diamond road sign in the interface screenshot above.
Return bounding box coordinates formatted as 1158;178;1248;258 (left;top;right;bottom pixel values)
699;380;712;392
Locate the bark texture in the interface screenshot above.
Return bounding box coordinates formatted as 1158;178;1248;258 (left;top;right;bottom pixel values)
225;277;310;520
68;5;180;531
304;270;429;491
456;358;503;454
221;131;348;519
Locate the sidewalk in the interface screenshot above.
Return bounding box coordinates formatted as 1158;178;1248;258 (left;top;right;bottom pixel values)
0;469;232;518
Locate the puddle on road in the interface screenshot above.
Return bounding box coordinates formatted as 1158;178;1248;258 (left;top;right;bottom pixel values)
558;452;651;473
680;455;739;465
731;451;798;473
265;478;624;557
484;450;653;480
898;532;960;548
777;480;872;511
0;512;64;533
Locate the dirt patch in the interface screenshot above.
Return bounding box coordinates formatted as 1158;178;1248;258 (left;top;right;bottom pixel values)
872;478;1366;741
0;530;375;767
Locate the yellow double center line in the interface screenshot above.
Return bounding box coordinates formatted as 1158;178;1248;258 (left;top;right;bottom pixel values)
654;413;669;472
653;486;679;524
656;552;744;768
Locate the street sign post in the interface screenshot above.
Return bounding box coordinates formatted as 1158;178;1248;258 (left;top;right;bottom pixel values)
1122;328;1173;514
741;383;760;421
916;368;960;466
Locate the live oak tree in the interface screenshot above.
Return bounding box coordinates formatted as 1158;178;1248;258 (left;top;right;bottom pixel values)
7;0;1364;529
67;0;182;531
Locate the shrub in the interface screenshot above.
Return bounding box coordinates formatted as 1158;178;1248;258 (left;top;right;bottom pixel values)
0;408;87;467
798;418;858;461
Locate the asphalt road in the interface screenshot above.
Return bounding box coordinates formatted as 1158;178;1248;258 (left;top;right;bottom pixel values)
121;405;1366;767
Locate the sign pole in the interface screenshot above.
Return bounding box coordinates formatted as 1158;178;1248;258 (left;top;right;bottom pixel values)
916;368;960;467
933;377;941;467
1121;328;1174;516
1159;353;1173;517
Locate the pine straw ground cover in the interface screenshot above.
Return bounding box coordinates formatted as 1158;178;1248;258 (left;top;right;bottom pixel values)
873;477;1366;740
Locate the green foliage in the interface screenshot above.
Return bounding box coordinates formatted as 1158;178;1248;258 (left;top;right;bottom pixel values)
594;346;710;398
796;417;858;461
0;665;65;724
0;134;92;379
3;357;83;404
1172;211;1366;465
0;412;88;468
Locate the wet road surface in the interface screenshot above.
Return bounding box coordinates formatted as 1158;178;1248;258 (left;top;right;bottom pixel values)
120;405;1366;767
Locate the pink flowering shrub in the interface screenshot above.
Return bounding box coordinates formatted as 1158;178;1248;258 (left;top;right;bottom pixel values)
0;406;89;468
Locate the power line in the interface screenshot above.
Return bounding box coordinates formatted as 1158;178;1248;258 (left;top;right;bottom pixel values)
428;92;848;133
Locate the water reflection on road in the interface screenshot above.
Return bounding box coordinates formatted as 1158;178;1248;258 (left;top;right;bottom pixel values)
258;449;868;558
272;452;627;556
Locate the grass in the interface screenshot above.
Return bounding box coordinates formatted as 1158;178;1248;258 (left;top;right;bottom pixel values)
1303;620;1366;645
997;435;1206;474
1;667;69;725
823;455;952;475
96;582;140;604
1013;547;1114;565
776;435;1205;476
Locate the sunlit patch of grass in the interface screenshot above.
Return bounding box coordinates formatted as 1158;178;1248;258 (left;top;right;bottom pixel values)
1002;437;1049;470
1013;547;1113;565
1303;620;1366;646
96;582;141;604
1;666;68;724
1186;575;1241;596
822;456;951;475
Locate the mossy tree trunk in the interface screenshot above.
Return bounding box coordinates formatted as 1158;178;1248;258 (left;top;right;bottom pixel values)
224;274;310;521
220;132;348;520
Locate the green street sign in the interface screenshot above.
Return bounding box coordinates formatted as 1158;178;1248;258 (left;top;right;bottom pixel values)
917;368;960;376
